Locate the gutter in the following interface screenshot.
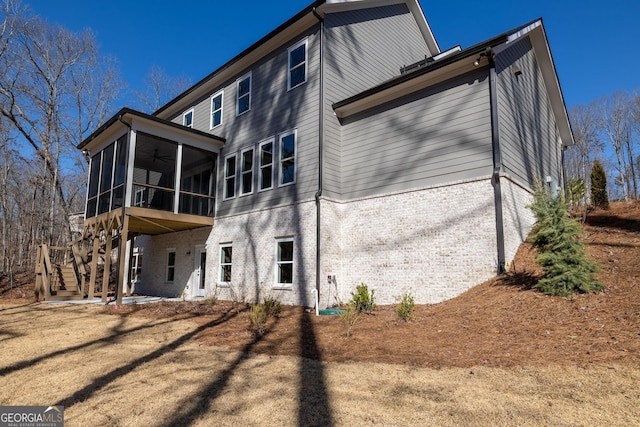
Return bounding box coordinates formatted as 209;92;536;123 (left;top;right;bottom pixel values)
313;7;324;306
487;48;506;274
154;0;327;118
332;18;543;116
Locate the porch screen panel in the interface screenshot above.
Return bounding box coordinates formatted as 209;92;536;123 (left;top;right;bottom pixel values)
132;133;177;212
98;143;114;214
179;145;216;217
86;152;101;218
111;135;128;210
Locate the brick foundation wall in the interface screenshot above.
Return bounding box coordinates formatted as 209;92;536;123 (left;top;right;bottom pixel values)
135;177;536;307
320;178;501;305
501;177;536;269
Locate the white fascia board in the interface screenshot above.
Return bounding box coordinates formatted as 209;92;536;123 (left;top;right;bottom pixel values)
505;21;574;147
325;0;440;55
81;122;129;154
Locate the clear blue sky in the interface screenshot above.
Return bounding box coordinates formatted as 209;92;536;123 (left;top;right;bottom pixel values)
26;0;640;110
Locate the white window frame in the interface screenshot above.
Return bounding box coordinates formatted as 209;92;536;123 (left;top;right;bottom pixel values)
274;237;294;289
219;244;232;287
236;72;252;116
133;188;146;207
258;138;274;191
278;130;297;187
166;248;176;283
287;38;308;90
210;90;223;129
183;109;194;128
240;147;254;196
223;154;237;200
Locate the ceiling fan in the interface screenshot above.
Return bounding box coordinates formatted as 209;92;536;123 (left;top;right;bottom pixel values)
152;148;172;163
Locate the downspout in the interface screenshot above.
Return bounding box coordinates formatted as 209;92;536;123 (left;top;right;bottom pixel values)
487;48;506;274
312;7;324;310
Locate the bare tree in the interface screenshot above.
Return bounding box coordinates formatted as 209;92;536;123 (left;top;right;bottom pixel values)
0;0;124;274
133;65;191;113
597;91;637;200
0;1;124;245
566;102;603;204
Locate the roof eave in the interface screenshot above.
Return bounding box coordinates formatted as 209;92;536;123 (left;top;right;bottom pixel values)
333;18;575;148
332;32;510;117
153;0;326;120
78;108;226;152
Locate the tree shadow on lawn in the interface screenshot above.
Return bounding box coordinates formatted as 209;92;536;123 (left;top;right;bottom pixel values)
156;311;335;427
584;214;640;233
0;308;211;377
55;307;247;409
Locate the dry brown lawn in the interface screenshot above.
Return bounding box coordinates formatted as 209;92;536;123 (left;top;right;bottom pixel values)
1;201;639;426
1;303;638;426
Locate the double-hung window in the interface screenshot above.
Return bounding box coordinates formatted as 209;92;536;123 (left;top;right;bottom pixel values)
224;154;236;199
240;148;254;195
236;73;251;116
210;91;223;129
259;139;274;191
166;249;176;283
219;245;232;284
183;109;194;128
275;238;294;287
288;39;307;90
279;130;296;186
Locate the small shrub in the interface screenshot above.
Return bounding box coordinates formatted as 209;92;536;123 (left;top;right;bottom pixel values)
339;304;360;337
263;295;282;317
590;160;609;209
248;304;268;336
528;181;603;297
350;283;376;313
396;292;415;321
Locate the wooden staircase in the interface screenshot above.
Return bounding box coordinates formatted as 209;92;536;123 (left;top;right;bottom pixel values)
52;264;83;300
35;210;136;304
35;242;86;301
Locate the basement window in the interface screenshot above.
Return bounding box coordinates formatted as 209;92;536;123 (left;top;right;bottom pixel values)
166;249;176;283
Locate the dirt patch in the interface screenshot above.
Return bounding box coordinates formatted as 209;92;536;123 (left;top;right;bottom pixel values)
3;201;640;369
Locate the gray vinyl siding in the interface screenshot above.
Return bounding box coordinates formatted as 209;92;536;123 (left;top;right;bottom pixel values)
323;3;431;198
324;3;431;100
496;37;563;188
168;26;322;217
338;70;493;200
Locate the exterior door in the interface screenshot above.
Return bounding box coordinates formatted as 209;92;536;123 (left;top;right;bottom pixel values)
192;245;206;298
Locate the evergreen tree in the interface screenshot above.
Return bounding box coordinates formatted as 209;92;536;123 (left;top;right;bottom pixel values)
528;182;603;297
590;160;609;209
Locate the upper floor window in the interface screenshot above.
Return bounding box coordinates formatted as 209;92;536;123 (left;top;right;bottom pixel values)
279;130;296;186
259;138;274;191
236;73;251;116
224;154;236;200
240;147;254;196
183;109;194;128
210;91;223;129
288;39;307;90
